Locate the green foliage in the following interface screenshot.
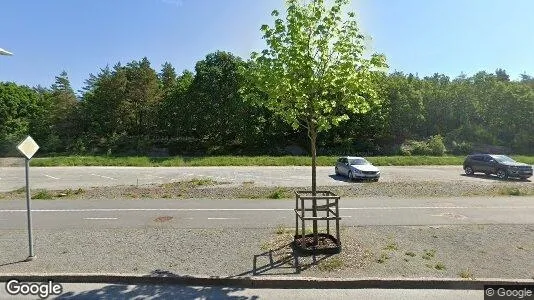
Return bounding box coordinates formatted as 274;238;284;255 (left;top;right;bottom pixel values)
28;155;492;167
0;82;40;155
244;0;387;192
428;135;446;156
400;135;446;156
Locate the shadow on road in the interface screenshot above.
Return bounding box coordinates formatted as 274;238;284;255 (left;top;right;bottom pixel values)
0;259;27;267
232;243;333;277
56;270;256;300
460;174;531;182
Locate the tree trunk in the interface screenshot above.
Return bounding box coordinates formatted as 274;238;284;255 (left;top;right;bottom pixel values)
309;123;318;245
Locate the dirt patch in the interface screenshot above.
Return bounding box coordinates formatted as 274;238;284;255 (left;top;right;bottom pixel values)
154;216;174;222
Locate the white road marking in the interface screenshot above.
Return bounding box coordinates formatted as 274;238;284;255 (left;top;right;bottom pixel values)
1;206;534;213
44;174;60;180
83;217;119;220
207;217;240;220
90;174;117;180
147;175;165;179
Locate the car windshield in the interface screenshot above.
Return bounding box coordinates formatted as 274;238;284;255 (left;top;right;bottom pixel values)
492;155;516;164
349;158;370;165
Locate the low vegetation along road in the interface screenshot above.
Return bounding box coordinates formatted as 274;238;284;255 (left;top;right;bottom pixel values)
0;165;531;192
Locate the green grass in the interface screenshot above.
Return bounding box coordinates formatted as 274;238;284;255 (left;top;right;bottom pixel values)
268;187;290;199
318;257;344;272
498;187;529;196
32;190;54;200
29;155;534;167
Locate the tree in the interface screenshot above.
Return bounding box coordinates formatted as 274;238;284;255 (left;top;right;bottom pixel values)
48;71;80;152
244;0;387;238
245;0;387;192
0;82;40;155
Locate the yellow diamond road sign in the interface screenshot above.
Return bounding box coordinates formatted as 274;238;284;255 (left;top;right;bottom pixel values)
17;136;39;159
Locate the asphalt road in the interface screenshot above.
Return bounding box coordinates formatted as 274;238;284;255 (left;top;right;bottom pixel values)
1;165;530;192
0;282;483;300
1;196;533;230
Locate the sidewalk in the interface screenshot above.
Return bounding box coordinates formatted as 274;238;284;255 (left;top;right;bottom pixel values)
1;224;533;284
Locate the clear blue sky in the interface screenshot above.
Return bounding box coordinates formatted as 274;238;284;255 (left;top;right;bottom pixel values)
1;0;533;92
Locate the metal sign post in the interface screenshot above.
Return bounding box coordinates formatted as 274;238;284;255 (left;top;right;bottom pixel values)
16;136;39;261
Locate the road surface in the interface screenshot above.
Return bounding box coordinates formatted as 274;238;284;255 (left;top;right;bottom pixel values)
1;196;533;230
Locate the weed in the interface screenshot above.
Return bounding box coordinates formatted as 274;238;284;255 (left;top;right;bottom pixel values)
376;252;390;264
435;262;446;270
268;187;289;199
33;190;54;200
12;187;26;194
405;251;416;257
242;181;255;185
58;188;85;197
275;225;289;235
384;241;399;251
499;187;526;196
422;249;436;260
318;257;344;272
459;269;474;279
189;178;216;186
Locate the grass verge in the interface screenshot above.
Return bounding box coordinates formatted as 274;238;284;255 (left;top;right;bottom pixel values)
28;155;534;167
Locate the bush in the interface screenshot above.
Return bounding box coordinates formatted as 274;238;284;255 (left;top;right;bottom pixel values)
400;135;446;156
428;135;446;156
449;141;473;155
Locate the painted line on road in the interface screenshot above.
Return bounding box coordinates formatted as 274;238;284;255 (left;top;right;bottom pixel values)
83;217;119;220
91;174;117;181
44;174;60;180
2;206;534;213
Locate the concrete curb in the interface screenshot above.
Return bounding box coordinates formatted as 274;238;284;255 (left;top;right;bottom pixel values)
1;274;533;289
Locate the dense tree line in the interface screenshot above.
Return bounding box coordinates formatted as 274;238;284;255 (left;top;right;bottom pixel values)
0;52;532;156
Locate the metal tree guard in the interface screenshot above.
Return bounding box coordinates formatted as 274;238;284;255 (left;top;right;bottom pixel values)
293;190;341;255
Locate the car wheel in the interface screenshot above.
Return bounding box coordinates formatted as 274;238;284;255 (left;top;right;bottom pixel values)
373;178;379;182
496;169;508;180
464;166;474;176
348;171;354;181
335;167;340;176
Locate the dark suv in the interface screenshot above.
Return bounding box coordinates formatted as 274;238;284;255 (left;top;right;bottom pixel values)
463;154;533;180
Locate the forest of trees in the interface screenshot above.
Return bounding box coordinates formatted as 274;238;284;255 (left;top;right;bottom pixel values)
1;51;533;156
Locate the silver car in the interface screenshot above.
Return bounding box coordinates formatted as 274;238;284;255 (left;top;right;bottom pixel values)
334;156;380;181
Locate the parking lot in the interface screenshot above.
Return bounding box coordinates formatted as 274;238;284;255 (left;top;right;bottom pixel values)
1;165;530;192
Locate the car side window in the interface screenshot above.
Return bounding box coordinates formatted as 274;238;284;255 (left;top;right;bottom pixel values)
472;155;482;161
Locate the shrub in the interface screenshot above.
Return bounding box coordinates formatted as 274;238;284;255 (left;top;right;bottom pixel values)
449;141;473;155
428;135;446;156
400;135;447;156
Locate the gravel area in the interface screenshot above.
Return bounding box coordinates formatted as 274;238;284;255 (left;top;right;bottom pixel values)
1;180;532;201
1;225;533;279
